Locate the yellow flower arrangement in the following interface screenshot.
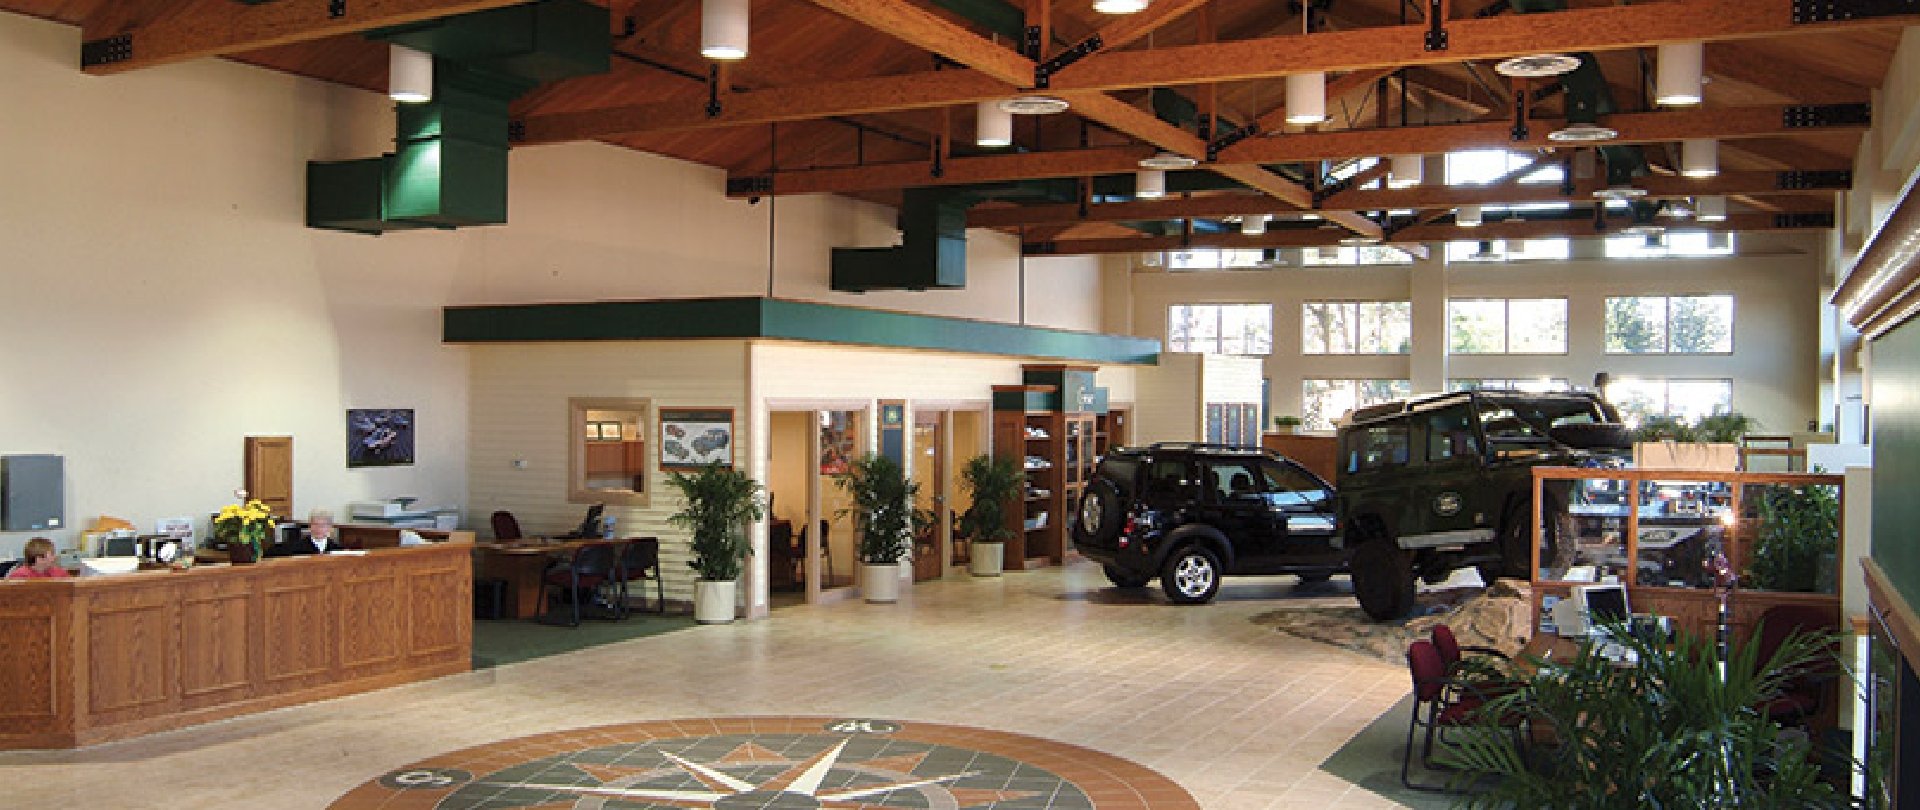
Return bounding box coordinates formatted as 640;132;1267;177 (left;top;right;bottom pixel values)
214;495;277;559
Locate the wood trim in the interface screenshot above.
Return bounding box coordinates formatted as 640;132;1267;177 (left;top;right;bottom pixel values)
801;0;1035;85
1865;557;1920;676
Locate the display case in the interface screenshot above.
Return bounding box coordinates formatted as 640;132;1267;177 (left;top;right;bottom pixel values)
992;368;1116;571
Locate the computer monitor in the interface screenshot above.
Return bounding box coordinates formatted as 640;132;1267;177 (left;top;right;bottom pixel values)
79;557;139;577
561;503;605;539
1578;583;1631;627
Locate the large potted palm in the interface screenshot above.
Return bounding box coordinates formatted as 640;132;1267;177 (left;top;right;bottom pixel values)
836;453;927;603
666;463;765;624
958;454;1023;577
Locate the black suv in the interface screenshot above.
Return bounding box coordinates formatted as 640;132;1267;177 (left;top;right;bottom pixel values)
1071;443;1345;604
1336;390;1631;620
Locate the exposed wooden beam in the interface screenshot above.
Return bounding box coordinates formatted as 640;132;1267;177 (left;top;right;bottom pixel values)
1706;48;1868;103
80;0;537;75
737;145;1153;195
1045;0;1920;93
802;0;1034;85
1219;103;1867;163
1024;212;1831;255
1245;68;1395;135
1084;0;1210;52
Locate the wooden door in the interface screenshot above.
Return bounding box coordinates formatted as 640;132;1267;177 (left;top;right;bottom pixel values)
245;436;293;516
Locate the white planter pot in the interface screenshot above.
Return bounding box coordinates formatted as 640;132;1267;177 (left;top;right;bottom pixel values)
861;563;900;603
693;579;736;624
1632;441;1740;471
969;542;1005;577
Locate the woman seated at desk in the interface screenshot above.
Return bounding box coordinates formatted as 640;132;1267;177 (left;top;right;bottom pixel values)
5;537;71;580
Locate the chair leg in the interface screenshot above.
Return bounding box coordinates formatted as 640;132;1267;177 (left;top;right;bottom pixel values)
653;573;666;614
567;569;582;626
1400;713;1422;789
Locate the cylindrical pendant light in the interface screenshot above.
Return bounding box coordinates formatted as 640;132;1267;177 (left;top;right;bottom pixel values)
1390;154;1424;188
1135;169;1166;199
1455;205;1483;227
976;100;1013;147
1093;0;1150;13
1696;195;1728;222
1656;41;1704;106
1286;72;1327;125
1681;138;1718;178
701;0;750;61
388;44;433;104
1242;214;1269;235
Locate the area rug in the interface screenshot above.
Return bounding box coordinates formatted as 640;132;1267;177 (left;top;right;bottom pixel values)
1318;695;1462;810
471;614;695;669
326;716;1199;809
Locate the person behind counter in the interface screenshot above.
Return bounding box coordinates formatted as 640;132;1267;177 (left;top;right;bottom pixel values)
6;537;72;579
266;509;338;557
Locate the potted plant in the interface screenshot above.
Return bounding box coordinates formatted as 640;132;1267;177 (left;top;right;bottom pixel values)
1748;482;1840;593
835;453;928;603
1632;410;1750;470
666;463;765;624
213;491;276;564
958;454;1023;577
1272;415;1304;435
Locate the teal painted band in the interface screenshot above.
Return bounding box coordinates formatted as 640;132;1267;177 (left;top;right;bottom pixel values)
442;297;1159;365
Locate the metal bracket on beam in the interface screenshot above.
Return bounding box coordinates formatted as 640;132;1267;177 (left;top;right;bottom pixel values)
1783;103;1872;128
1023;25;1043;60
329;0;347;18
1034;35;1103;89
1776;170;1854;189
1025;241;1059;255
931;138;945;179
1510;93;1529;141
706;65;722;118
1776;212;1838;228
1791;0;1919;24
727;176;774;196
507;120;526;143
80;34;132;68
1425;0;1449;51
1207;124;1258;162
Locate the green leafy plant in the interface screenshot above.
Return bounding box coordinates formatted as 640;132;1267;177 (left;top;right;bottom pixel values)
1274;415;1304;428
957;454;1023;544
1438;622;1852;808
1632;410;1756;445
666;463;765;582
1697;410;1757;443
1632;413;1699;444
1748;483;1840;593
835;453;930;565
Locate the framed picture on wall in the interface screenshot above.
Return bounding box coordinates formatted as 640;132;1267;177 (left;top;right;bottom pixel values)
660;408;734;468
347;408;415;467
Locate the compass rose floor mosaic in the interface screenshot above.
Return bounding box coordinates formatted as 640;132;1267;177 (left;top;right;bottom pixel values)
328;716;1197;810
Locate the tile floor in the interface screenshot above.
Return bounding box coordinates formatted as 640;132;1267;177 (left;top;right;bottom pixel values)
0;561;1413;809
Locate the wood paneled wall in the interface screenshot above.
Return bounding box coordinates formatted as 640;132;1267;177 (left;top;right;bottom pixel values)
0;543;471;750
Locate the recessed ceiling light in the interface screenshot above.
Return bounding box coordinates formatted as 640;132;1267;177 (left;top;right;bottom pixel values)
1338;235;1382;245
1592;186;1649;201
1138;152;1199;169
1093;0;1150;12
1547;124;1619;142
998;95;1071;115
1494;54;1583;78
1622;224;1667;237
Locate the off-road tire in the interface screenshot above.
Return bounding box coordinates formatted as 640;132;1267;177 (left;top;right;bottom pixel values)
1484;499;1535;583
1352;538;1416;620
1160;545;1222;605
1104;564;1151;589
1074;478;1126;547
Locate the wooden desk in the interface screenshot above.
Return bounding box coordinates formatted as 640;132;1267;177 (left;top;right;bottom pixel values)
0;542;472;750
472;538;632;619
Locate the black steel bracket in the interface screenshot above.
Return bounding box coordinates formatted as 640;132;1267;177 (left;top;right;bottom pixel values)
1783;102;1872;128
1776;212;1838;228
931;137;944;179
1034;35;1102;89
1424;0;1449;50
507;120;526;143
706;65;722;118
1206;124;1258;162
1791;0;1919;24
727;176;774;196
1023;25;1043;60
80;34;132;68
1776;170;1854;190
1025;241;1059;255
329;0;347;18
1510;95;1529;141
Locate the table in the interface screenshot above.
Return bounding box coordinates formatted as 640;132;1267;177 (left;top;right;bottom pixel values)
472;538;635;619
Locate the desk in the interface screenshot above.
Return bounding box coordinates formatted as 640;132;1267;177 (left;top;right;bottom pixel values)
472;538;633;619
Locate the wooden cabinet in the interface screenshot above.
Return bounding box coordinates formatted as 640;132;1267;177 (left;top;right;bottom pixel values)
244;436;293;516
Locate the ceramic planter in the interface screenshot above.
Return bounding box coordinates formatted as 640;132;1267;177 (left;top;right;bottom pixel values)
861;563;900;603
969;541;1005;577
693;579;736;624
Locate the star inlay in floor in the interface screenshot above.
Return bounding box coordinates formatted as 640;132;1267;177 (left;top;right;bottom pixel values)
328;716;1199;810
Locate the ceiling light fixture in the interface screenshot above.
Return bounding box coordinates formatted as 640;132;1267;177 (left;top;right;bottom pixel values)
701;0;750;60
1466;240;1504;260
388;44;433;103
1593;186;1649;200
1242;214;1269;236
1696;195;1728;222
1339;235;1382;245
1135;169;1166;199
1681;138;1718;178
1285;72;1327;125
1389;154;1424;188
1455;205;1483;227
1547;123;1619;142
976;100;1013;147
1493;54;1583;78
1093;0;1150;13
1138;152;1199;169
999;95;1071;115
1655;41;1705;106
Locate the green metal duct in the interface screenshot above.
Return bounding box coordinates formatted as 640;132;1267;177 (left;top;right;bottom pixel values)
927;0;1027;45
831;180;1076;292
307;0;609;235
1506;0;1648;187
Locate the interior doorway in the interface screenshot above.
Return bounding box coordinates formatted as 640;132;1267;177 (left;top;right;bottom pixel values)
911;411;945;582
765;407;864;606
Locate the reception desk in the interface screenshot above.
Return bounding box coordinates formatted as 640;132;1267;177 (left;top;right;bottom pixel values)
0;541;473;749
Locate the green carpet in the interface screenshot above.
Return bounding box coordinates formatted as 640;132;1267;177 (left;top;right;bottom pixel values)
1320;693;1479;809
472;613;695;669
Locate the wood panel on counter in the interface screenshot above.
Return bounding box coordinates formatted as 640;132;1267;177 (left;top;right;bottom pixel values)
1261;433;1337;483
0;542;472;750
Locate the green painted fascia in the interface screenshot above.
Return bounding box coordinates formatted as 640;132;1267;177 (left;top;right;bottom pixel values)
1873;320;1920;613
442;297;1160;365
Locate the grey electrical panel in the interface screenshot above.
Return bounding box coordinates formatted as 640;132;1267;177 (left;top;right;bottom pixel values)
2;455;64;531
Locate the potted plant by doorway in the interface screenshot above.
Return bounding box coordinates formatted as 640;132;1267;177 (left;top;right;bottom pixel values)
836;453;928;603
1273;415;1304;435
957;454;1023;577
666;463;765;624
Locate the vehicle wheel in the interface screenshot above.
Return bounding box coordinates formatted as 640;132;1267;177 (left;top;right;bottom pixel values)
1104;565;1151;589
1074;478;1125;547
1160;545;1222;605
1297;571;1333;584
1351;540;1415;620
1487;499;1536;582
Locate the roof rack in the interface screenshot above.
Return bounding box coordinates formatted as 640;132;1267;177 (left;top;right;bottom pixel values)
1145;442;1266;452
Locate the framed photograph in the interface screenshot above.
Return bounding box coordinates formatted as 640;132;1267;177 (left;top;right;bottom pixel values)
819;410;857;475
659;408;734;469
347;408;415;467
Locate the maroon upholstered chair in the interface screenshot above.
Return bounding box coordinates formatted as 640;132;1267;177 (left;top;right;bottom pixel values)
537;543;618;627
1753;604;1841;725
1431;623;1512;676
490;510;523;541
1403;639;1524;791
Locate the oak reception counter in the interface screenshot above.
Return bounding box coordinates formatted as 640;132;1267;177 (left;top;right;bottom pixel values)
0;541;473;749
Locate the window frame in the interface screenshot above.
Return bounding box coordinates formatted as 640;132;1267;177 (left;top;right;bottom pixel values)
1603;294;1735;355
569;397;652;507
1301;300;1413;356
1447;297;1569;355
1167;303;1275;356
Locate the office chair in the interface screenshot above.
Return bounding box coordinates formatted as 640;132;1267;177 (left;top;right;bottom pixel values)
537;542;619;627
490;511;523;541
797;519;834;586
612;537;666;617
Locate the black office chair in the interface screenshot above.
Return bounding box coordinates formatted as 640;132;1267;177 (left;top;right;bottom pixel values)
537;542;618;626
796;519;834;586
612;537;666;617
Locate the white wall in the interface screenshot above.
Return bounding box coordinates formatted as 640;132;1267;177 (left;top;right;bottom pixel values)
0;11;1109;558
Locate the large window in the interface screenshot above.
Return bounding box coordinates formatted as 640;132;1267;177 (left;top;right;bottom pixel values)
1302;379;1412;431
1302;301;1411;355
1448;298;1567;354
1300;244;1416;267
1449;378;1571;393
1168;248;1268;270
1604;232;1735;259
1168;304;1273;355
1604;378;1734;426
1445;238;1572;263
1445;150;1564;186
1605;295;1734;354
